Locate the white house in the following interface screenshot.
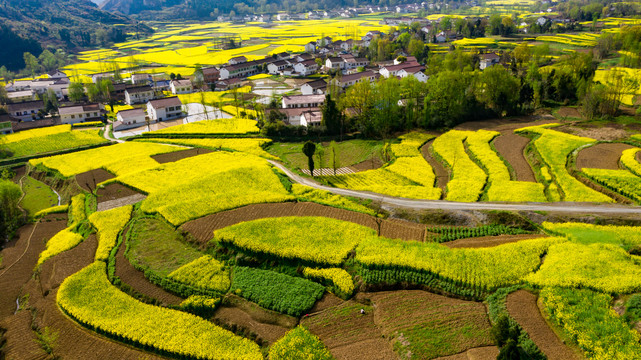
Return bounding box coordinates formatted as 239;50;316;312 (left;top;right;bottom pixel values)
113;108;147;131
299;109;322;127
6;100;45;121
47;70;68;80
131;73;153;85
343;57;369;70
305;42;317;53
59;103;102;124
325;57;345;70
125;86;155;105
170;79;193;94
379;61;420;78
479;53;501;70
7;90;36;103
301;79;327;95
331;70;379;88
228;56;248;65
282;94;325;108
147;96;183;121
267;60;290;75
397;67;428;82
293;60;319;76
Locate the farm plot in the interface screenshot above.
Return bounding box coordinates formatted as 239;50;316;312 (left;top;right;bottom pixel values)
0;125;108;159
18;176;58;216
582;168;641;203
269;326;333;360
76;168;115;192
113;151;294;225
147;118;259;135
516;124;614;203
542;221;641;251
150;147;212;163
323;132;441;200
466;130;546;202
138;138;275;159
301;301;397;360
575;143;635;170
367;290;494;359
30;142;181;177
431;130;486;202
214;216;376;266
621;148;641;176
540;287;641;359
57;262;263;360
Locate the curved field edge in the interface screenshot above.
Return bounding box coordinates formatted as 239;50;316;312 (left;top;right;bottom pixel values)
57;261;262;360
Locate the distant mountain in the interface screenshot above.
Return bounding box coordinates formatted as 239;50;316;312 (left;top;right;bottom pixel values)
0;0;152;71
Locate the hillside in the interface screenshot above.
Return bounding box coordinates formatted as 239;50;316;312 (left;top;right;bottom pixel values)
0;0;151;71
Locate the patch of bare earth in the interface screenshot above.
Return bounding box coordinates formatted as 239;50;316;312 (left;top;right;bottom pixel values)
76;168;115;192
181;202;425;244
0;310;49;360
301;300;397;360
350;156;384;171
435;347;499;360
115;238;183;306
96;183;141;203
493;133;536;182
151;148;212;164
442;234;547;249
576;142;635;171
453;116;556;132
421;141;448;192
365;290;495;359
561;126;630;141
506;290;579;360
556;107;581;119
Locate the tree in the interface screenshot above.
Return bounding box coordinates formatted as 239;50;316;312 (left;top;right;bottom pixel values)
302;141;316;177
193;65;204;89
316;146;325;176
42;88;59;114
23;52;39;78
321;94;342;135
330;141;340;175
474;65;519;116
68;82;85;103
39;50;58;72
0;179;22;242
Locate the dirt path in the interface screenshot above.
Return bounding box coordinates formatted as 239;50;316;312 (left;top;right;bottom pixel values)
506;290;579;360
181;202;426;244
421;140;449;193
442;234;547;249
115;239;184;306
493;132;536;182
575;143;635;171
269;160;641;215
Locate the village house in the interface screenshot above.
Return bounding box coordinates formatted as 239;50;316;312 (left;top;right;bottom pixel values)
124;86;155;105
479;53;501;70
219;59;268;80
131;73;153;85
343;57;370;70
268;60;291;75
379;61;421;78
202;67;220;85
113;108;147;131
397;67;429;82
58;103;103;124
215;78;243;91
7;90;36;103
331;70;379;88
266;107;321;125
7;100;45;121
325;57;345;70
170;79;193;94
282;94;326;109
304;42;317;53
228;56;248;65
299;109;322;127
147;97;183;122
300;79;327;95
47;70;68;80
293;60;319;76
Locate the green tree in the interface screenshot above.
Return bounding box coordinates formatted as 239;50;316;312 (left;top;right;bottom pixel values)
23;52;39;78
475;65;519;116
68;82;85;103
38;50;58;72
0;179;22;242
330;141;340;175
302;141;316;177
321;94;342;135
42;88;59;114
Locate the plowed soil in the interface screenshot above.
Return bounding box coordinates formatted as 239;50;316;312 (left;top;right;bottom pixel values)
213;307;290;345
492;133;536;182
0;310;49;360
366;290;494;359
115;239;184;306
435;347;499;360
506;290;579;360
575;143;634;171
442;234;547;249
0;214;68;319
301;300;397;360
421;141;449;192
76;169;115;192
350;156;384;171
151;148;212;164
96;183;142;203
181;202;426;244
39;234;97;292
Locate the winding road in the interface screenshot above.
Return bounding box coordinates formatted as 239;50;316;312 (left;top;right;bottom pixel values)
268;160;641;215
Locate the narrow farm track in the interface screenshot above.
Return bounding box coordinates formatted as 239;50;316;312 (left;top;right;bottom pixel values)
269;161;641;215
506;290;579;360
114;239;184;306
181;202;426;243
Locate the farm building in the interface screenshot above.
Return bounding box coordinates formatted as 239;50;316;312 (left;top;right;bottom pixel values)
147;96;183;122
125;86;155;105
170;79;193;94
6;100;45;121
113;108;147;131
282;94;326;109
59;103;103;124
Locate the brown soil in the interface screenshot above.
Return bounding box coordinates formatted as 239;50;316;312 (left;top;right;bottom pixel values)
0;310;49;360
38;234;98;292
76;168;115;192
493;132;536;182
0;214;68;319
453;116;556;132
435;347;499;360
115;239;184;306
350;156;384;172
421;141;449;192
151;148;212;164
180;202;426;244
556;107;581;119
301;300;397;360
575;143;635;171
365;290;494;359
506;290;579;360
309;293;344;314
213;306;290;345
442;234;547;249
564;126;630;142
96;183;142;203
11;165;26;182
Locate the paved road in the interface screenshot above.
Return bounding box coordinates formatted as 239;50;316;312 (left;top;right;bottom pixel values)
269;160;641;215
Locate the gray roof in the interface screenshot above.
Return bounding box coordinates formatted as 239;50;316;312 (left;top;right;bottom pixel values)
148;96;182;108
